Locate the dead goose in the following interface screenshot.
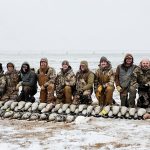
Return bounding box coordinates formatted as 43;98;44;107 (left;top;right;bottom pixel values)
66;115;76;123
94;106;102;116
134;112;138;120
31;102;39;112
3;111;14;118
24;102;32;111
10;101;18;110
137;108;146;119
79;104;87;112
18;101;26;110
125;112;130;119
12;112;23;119
41;103;54;113
146;108;150;113
120;106;128;116
21;107;25;111
129;108;137;119
1;100;13;110
53;103;63;112
38;103;47;111
87;105;94;116
29;113;39;121
74;108;79;115
0;109;5;117
51;108;55;113
39;113;48;120
14;106;19;112
112;106;120;116
65;108;71;114
58;108;63;114
28;107;32;112
99;105;110;117
55;115;66;122
62;104;70;112
81;109;87;116
70;104;77;113
91;110;95;116
21;112;32;120
117;112;122;119
108;110;114;118
48;113;58;121
0;101;5;108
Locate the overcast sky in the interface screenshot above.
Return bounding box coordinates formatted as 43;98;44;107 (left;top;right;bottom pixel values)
0;0;150;53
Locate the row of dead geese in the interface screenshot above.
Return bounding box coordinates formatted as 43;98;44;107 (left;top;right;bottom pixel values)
0;100;149;122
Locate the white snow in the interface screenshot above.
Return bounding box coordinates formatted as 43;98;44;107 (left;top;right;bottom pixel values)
0;117;149;150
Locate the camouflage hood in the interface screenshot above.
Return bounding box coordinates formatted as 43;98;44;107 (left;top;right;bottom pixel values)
7;62;15;68
61;66;72;74
98;56;112;70
79;60;89;72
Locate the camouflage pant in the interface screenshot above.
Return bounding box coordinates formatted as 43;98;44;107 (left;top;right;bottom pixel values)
56;86;73;104
1;87;18;101
120;86;136;107
73;90;92;105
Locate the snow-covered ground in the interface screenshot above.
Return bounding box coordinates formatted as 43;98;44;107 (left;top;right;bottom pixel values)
0;117;150;150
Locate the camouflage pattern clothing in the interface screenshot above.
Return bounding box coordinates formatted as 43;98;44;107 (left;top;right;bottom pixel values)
1;63;19;101
115;54;137;107
73;61;94;105
37;58;56;103
94;57;114;106
0;63;6;100
130;66;150;108
55;63;76;103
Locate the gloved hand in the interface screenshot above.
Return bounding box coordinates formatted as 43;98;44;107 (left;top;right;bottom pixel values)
103;83;109;88
65;81;70;86
44;82;49;87
79;88;84;94
97;85;103;93
145;81;150;86
41;85;45;90
116;86;122;92
16;81;22;90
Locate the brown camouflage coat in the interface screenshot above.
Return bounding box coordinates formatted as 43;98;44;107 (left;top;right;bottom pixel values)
94;65;114;92
130;66;150;88
55;67;76;96
76;69;94;92
37;66;56;87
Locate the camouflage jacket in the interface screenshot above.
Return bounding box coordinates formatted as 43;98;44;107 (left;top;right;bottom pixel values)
76;69;94;92
5;70;19;90
55;67;76;88
130;67;150;88
94;66;114;92
0;73;6;91
37;66;56;86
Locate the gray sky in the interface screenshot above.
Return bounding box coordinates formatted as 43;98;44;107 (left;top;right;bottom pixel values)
0;0;150;53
